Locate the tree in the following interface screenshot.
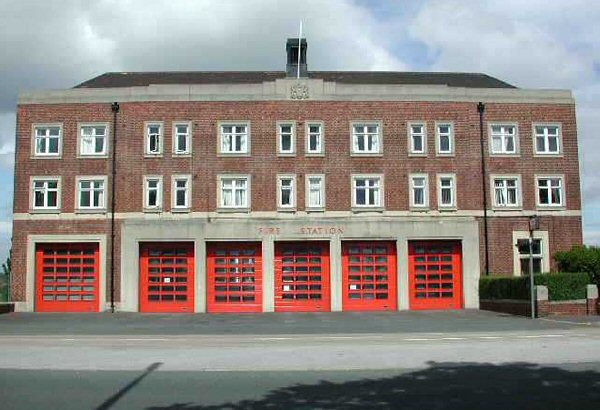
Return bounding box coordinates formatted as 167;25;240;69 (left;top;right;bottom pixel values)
2;247;11;276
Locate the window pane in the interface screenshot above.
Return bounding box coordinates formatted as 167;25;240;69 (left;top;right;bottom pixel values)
548;137;558;152
281;135;292;151
413;135;423;152
536;136;545;152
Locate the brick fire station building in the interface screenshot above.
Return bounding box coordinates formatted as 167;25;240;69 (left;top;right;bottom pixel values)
11;39;582;312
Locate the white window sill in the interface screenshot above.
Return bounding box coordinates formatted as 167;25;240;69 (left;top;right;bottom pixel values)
217;152;250;157
351;206;384;213
75;209;107;214
144;153;163;158
277;152;296;157
305;152;325;157
408;152;427;157
217;207;250;213
350;152;383;157
78;154;109;159
171;207;191;213
306;207;325;212
29;208;61;214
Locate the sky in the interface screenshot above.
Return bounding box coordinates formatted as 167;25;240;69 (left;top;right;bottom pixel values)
0;0;599;262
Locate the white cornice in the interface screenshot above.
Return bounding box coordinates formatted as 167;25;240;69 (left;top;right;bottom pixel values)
19;78;575;105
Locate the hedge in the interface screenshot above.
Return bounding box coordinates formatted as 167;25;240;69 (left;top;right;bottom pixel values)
480;272;591;301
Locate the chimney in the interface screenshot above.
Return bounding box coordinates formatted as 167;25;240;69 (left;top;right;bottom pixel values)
286;38;307;78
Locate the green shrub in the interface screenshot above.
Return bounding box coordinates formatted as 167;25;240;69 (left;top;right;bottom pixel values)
480;272;592;301
0;275;7;303
535;272;591;301
480;276;529;300
554;246;600;286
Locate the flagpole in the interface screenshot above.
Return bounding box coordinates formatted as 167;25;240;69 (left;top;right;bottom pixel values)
297;20;303;79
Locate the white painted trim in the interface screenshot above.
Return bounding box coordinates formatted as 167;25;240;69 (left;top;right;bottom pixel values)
217;174;251;212
276;121;296;156
144;121;164;157
535;174;566;210
488;122;519;156
217;121;251;156
351;173;385;210
437;173;457;210
29;176;62;213
77;122;110;158
172;121;192;156
490;174;523;210
277;174;296;210
31;123;63;159
143;175;163;212
75;175;108;212
305;121;325;156
305;174;325;211
435;121;454;156
409;173;429;209
350;121;383;156
171;174;192;211
407;121;427;156
512;230;550;276
12;208;583;221
532;122;563;157
19;80;575;105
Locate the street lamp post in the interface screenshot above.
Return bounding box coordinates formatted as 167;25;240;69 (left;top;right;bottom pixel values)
529;215;540;319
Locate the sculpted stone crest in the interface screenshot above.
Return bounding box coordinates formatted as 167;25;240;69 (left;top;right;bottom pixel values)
290;83;309;100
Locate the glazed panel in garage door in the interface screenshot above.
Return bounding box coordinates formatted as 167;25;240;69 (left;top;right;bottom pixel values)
139;242;195;313
36;243;100;312
207;242;262;313
275;241;330;312
409;241;462;310
342;241;397;311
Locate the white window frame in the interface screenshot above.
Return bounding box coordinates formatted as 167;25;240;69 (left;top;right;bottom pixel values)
536;175;565;208
533;123;562;156
76;176;107;212
491;175;522;210
489;123;518;156
409;174;429;210
408;122;427;156
218;122;250;156
32;123;62;158
305;174;325;211
350;122;382;156
143;176;163;211
351;174;384;210
78;123;109;157
172;122;192;156
277;174;296;210
145;122;163;156
512;230;550;276
277;121;296;156
305;122;324;156
30;176;61;212
218;175;251;211
437;173;457;210
171;175;191;211
435;122;454;156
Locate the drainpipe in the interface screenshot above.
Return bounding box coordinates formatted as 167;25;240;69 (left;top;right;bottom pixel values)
110;102;120;313
478;102;490;276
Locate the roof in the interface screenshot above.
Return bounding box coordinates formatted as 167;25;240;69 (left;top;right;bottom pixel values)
74;71;516;89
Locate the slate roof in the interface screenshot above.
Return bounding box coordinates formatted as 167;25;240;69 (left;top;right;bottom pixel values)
74;71;516;89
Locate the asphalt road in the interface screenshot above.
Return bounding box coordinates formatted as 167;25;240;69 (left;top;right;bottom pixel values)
1;311;599;409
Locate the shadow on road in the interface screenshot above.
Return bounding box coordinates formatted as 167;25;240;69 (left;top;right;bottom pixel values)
147;361;600;410
94;362;162;410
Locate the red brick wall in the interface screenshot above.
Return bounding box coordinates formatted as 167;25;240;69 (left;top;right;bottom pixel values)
12;100;583;302
15;101;581;213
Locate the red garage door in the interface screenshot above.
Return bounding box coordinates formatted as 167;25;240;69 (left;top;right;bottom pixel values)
36;243;100;312
207;242;262;313
139;242;195;313
409;241;462;310
275;241;330;312
342;241;397;311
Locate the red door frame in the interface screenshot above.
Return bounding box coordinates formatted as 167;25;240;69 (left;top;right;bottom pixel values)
139;242;195;313
274;241;331;312
408;240;463;310
342;241;397;311
206;242;263;313
36;243;100;312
